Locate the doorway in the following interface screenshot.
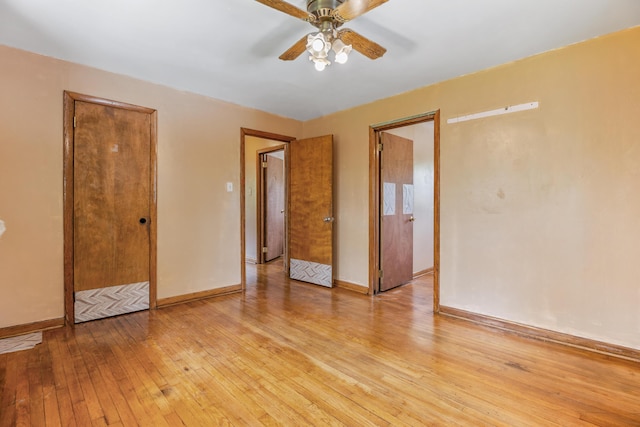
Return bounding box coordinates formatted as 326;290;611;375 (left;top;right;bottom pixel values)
369;111;441;310
63;91;158;324
241;129;335;289
257;147;286;264
241;129;295;288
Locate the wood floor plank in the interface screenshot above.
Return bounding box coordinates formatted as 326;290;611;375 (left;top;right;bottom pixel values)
0;353;17;419
49;385;75;427
84;343;142;426
27;347;46;427
238;309;499;424
0;405;16;427
122;322;234;426
14;349;31;427
162;412;184;426
1;261;639;425
114;318;179;418
39;340;62;427
165;339;286;420
176;304;347;425
49;332;91;426
57;329;102;423
103;319;172;427
70;329;117;424
205;305;413;426
210;286;493;424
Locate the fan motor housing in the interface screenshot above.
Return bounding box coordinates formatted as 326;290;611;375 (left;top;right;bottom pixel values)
307;0;344;16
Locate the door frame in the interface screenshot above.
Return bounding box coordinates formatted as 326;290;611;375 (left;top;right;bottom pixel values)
256;145;286;264
369;111;441;311
63;91;158;325
240;128;295;289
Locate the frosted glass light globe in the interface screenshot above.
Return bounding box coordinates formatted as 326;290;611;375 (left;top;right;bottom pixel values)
335;51;348;64
311;38;325;52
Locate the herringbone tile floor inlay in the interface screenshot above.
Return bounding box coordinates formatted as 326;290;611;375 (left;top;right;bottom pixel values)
0;332;42;355
75;281;149;323
290;258;332;287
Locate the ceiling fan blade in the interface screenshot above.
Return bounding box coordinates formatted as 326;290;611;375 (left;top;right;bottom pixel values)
279;35;308;61
255;0;316;22
332;0;388;22
338;29;387;59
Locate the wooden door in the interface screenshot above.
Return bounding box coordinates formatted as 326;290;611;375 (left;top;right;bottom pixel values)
72;100;152;322
264;153;285;261
289;135;334;287
380;132;414;292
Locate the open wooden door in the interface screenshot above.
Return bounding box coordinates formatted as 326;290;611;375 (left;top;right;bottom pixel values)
289;135;334;287
380;132;414;292
264;153;285;262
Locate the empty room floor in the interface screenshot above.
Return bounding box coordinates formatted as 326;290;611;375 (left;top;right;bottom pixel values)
1;261;639;426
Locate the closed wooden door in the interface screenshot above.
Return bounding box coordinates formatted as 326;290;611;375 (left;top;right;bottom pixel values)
289;135;334;287
264;153;285;261
72;100;152;322
380;132;414;292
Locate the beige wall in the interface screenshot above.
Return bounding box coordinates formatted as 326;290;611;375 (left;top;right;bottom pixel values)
0;45;301;328
244;136;286;262
304;27;640;350
413;122;435;273
3;26;640;351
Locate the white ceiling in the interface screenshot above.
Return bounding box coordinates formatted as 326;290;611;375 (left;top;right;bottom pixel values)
1;0;639;121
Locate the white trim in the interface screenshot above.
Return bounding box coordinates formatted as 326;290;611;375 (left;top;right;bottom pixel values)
447;102;539;124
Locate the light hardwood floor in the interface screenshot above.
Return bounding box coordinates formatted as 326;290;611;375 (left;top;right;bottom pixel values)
1;261;639;426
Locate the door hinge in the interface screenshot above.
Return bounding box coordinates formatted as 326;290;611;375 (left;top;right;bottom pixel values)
73;116;77;128
262;161;268;168
262;247;268;253
378;269;384;279
378;143;383;152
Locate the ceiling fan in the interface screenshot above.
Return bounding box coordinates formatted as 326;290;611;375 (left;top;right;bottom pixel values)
255;0;388;71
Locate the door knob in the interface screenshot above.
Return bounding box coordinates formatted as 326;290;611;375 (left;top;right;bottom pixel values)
323;217;335;223
139;218;147;224
409;216;416;222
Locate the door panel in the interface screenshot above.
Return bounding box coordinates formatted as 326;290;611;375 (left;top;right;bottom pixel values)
380;132;413;292
265;154;284;261
289;135;333;287
73;101;151;322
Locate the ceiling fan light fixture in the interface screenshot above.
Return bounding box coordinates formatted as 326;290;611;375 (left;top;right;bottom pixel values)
310;55;331;71
312;38;326;52
257;0;389;67
314;60;328;72
332;38;352;64
307;32;330;54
